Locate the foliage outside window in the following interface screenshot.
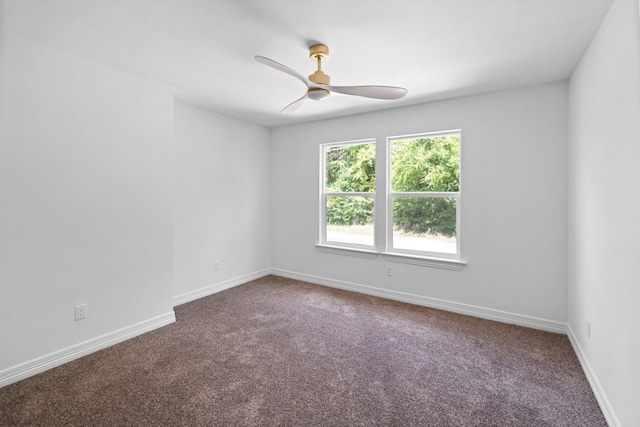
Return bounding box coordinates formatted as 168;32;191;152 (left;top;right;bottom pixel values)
321;140;376;248
320;131;461;260
389;131;461;256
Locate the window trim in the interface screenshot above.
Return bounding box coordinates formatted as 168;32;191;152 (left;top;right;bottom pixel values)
381;252;466;270
315;243;380;259
317;131;465;270
319;138;376;251
386;130;462;261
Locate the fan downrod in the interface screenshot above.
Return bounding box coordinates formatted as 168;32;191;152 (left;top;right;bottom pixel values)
308;44;330;86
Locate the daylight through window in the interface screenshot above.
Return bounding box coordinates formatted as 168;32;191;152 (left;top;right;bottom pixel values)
388;131;461;257
321;140;376;248
320;131;461;261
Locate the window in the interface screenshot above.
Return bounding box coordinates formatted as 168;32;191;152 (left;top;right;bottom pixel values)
388;131;461;258
320;140;376;249
319;131;462;266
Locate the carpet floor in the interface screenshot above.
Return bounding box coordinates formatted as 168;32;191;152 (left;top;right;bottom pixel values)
0;275;606;426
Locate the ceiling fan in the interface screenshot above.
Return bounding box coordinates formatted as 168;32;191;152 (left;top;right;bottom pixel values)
255;44;408;113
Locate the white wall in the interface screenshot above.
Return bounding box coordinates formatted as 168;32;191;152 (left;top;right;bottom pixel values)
0;36;175;380
173;103;271;304
4;9;635;426
568;0;640;425
270;82;568;329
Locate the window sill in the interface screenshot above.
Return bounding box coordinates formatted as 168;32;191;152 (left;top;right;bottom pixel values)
315;244;380;259
314;244;465;270
381;252;466;271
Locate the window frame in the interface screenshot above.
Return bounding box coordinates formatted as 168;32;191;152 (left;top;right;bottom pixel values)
319;138;377;251
385;130;462;261
317;131;466;270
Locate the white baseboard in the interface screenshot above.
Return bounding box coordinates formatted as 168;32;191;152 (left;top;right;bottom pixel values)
173;268;271;307
0;311;175;388
1;269;270;388
567;324;619;427
2;270;614;427
271;268;567;334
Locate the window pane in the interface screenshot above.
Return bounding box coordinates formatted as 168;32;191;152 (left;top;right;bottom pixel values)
326;196;374;246
325;143;376;192
392;196;457;254
391;135;460;192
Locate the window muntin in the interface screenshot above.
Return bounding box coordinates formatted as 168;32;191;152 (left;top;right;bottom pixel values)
388;131;461;258
321;140;376;249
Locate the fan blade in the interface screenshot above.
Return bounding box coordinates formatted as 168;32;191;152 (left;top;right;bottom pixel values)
323;84;407;100
255;56;310;87
281;93;308;113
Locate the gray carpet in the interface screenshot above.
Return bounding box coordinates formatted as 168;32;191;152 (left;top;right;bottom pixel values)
0;275;606;426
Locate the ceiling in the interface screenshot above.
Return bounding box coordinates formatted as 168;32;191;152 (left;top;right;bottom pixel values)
2;0;613;128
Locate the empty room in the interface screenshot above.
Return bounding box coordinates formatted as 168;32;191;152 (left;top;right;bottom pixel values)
1;0;638;425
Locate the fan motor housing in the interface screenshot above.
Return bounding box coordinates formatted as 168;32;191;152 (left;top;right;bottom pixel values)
308;88;330;101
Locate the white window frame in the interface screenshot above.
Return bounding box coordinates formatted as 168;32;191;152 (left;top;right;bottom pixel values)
317;132;466;270
386;130;462;261
318;139;377;252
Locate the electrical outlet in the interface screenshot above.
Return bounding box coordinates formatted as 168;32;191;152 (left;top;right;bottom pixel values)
75;304;87;321
386;266;393;276
214;260;220;270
